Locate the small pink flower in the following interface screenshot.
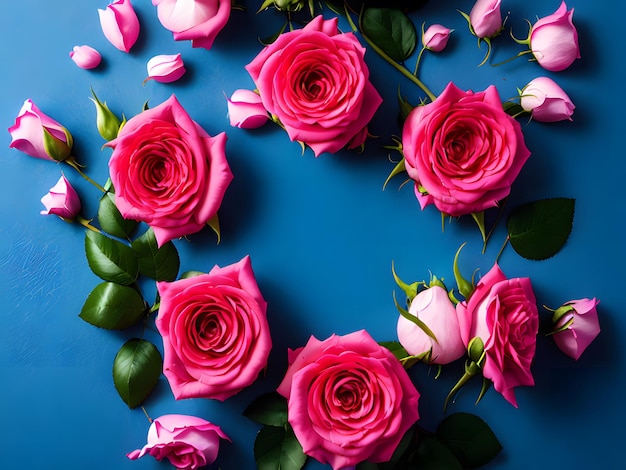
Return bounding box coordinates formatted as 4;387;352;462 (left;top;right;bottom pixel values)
69;45;101;69
226;89;268;129
423;24;452;52
145;53;186;83
40;175;81;221
98;0;140;53
530;1;580;72
521;77;575;122
469;0;502;39
552;298;600;360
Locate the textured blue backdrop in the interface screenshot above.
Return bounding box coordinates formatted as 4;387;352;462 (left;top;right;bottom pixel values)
1;1;624;469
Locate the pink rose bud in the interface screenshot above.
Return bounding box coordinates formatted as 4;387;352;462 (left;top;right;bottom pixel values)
520;76;575;122
127;414;230;468
423;24;452;52
40;175;81;221
145;53;186;83
8;99;74;162
469;0;502;38
530;1;580;72
69;45;102;69
551;298;600;361
397;285;465;364
226;89;269;129
98;0;140;53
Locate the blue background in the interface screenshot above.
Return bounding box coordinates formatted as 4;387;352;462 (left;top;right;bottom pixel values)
1;0;624;468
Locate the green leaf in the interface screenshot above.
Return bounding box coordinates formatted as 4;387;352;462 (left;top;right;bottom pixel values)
79;281;147;329
97;191;138;239
503;101;525;117
112;338;162;408
415;437;463;470
85;231;139;285
436;412;502;468
360;8;417;62
131;228;180;281
244;392;289;427
254;425;307;470
379;341;410;361
507;198;575;260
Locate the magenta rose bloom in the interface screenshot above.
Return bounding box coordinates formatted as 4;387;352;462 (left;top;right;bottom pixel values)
245;15;383;157
106;94;232;247
156;256;271;401
457;264;538;407
127;414;230;469
277;330;420;469
551;298;600;360
402;82;531;217
40;174;81;221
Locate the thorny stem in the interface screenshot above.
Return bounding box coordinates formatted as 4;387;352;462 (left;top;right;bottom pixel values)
75;215;101;233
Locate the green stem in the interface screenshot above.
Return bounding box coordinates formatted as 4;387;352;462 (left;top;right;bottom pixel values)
75;215;101;233
64;158;107;193
494;235;510;264
413;46;426;76
482;197;508;253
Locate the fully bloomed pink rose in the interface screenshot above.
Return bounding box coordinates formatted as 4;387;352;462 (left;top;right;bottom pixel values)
127;414;230;469
521;76;575;122
551;298;600;360
277;330;420;469
156;256;271;401
245;15;383;157
98;0;140;53
106;94;232;247
530;1;580;72
402;82;531;216
469;0;502;39
152;0;231;50
457;264;538;407
40;174;81;221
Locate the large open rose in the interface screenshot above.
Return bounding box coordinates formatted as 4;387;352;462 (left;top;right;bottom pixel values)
107;94;232;247
277;330;420;469
156;255;271;401
245;15;382;156
402;82;531;216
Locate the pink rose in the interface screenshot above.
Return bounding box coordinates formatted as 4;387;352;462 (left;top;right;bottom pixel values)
551;298;600;360
226;89;269;129
40;174;81;220
530;1;580;72
520;76;575;122
402;82;531;216
106;94;232;247
397;285;465;364
277;330;420;469
152;0;231;50
469;0;502;39
145;53;186;83
422;24;452;52
8;99;73;162
156;256;271;401
245;15;383;157
98;0;140;53
457;264;538;407
69;45;101;69
127;414;230;469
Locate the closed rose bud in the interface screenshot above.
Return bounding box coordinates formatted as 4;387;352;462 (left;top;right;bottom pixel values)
530;1;580;72
226;89;268;129
423;24;452;52
520;77;575;122
145;53;186;83
551;298;600;361
469;0;502;39
40;175;82;221
69;45;101;69
98;0;140;53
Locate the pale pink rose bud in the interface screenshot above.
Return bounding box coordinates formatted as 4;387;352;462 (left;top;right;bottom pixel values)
145;53;186;83
530;1;580;72
552;298;600;361
69;45;102;69
226;89;268;129
521;77;575;122
98;0;140;53
469;0;502;39
397;285;465;364
423;24;452;52
40;175;82;221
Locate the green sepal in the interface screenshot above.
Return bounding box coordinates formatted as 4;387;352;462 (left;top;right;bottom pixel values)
552;304;575;324
257;0;275;13
90;88;122;141
475;377;492;405
382;156;406;191
79;281;147;330
112;338;162;408
393;291;438;343
131;228;180;282
85;231;139;285
467;336;485;365
453;243;473;300
260;20;288;45
548;316;575;336
398;87;415;124
254;424;307;470
444;360;480;412
207;213;221;244
470;212;486;244
379;341;428;368
42;127;72;162
244;392;289;427
391;261;421;301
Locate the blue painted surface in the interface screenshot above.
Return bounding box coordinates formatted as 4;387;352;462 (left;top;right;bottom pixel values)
0;1;623;469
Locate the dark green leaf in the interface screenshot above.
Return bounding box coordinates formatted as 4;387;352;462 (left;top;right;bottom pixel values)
244;392;289;427
113;338;162;408
97;191;138;239
507;198;575;260
254;425;307;470
131;228;180;281
436;412;502;468
85;231;139;285
380;341;410;361
79;282;147;329
361;8;417;62
503;101;524;117
415;437;463;470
